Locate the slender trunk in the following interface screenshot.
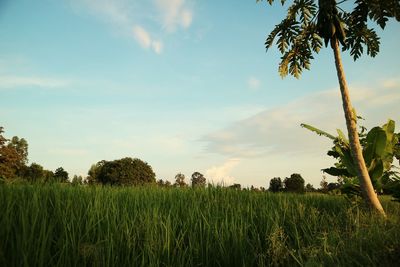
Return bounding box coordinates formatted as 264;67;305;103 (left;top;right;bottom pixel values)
331;39;386;217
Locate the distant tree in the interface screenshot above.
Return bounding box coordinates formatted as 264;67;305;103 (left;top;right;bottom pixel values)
174;173;187;187
327;182;341;192
229;183;241;190
54;167;69;182
95;157;156;186
320;176;329;193
22;163;44;182
8;136;28;165
251;185;261;192
43;170;54;183
71;175;83;185
157;179;171;187
0;127;29;179
86;161;105;185
191;171;206;187
305;183;316;193
269;177;283;192
284;173;305;193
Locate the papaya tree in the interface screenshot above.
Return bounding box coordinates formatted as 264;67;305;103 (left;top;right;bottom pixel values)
258;0;399;216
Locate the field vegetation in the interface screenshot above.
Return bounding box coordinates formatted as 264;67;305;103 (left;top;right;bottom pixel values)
1;183;399;266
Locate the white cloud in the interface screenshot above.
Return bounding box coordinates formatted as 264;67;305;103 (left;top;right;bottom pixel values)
202;82;400;158
0;75;69;89
132;25;152;48
180;9;193;28
155;0;193;32
70;0;194;54
132;25;164;54
205;158;240;185
72;0;131;27
152;40;164;54
248;76;261;90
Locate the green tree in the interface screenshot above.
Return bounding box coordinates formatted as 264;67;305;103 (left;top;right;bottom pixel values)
94;157;156;186
320;176;329;193
269;177;283;192
71;175;83;185
0;127;28;179
54;167;69;182
284;173;305;193
86;161;106;185
174;173;188;187
259;0;399;215
191;171;206;187
22;163;44;182
305;183;316;192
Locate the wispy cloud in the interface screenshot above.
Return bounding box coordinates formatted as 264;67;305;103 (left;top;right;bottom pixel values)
69;0;194;54
155;0;193;32
132;25;163;54
0;75;70;89
202;81;400;158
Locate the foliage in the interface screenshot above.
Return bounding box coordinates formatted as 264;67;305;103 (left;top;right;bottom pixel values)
54;167;69;183
305;183;316;192
320;176;329;192
284;173;305;193
157;179;172;187
229;183;242;190
1;184;400;266
269;177;284;192
0;127;29;180
258;0;400;78
302;119;400;196
191;171;206;187
20;163;45;182
71;175;83;185
174;173;188;187
93;157;156;186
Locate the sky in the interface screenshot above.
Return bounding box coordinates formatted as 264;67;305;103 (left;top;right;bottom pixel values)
0;0;399;187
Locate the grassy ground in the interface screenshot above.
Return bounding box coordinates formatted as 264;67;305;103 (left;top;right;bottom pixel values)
0;184;399;266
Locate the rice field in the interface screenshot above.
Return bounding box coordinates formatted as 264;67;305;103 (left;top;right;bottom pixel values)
0;184;399;266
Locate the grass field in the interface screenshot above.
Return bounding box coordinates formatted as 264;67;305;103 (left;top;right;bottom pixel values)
0;184;399;266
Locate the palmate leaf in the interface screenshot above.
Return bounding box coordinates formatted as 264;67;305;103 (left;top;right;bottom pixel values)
344;25;380;60
287;0;317;24
365;0;400;28
260;0;397;77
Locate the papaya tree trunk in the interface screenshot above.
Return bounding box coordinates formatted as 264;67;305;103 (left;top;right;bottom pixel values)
331;39;386;217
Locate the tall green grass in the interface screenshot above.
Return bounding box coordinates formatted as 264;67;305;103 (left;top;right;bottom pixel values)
0;184;399;266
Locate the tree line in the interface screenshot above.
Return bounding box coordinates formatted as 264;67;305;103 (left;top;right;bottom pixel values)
2;125;398;199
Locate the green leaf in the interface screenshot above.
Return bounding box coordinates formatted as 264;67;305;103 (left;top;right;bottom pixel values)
340;147;358;177
336;129;349;144
368;158;384;182
366;127;387;156
322;167;352;177
301;123;336;140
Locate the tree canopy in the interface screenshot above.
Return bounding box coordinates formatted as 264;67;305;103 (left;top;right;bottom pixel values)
92;157;156;186
0;127;29;179
284;173;305;193
191;172;207;187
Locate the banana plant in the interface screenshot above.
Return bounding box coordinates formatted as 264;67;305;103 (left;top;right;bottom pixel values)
301;119;399;193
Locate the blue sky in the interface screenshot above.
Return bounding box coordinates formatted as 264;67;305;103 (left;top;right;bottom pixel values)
1;0;399;187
